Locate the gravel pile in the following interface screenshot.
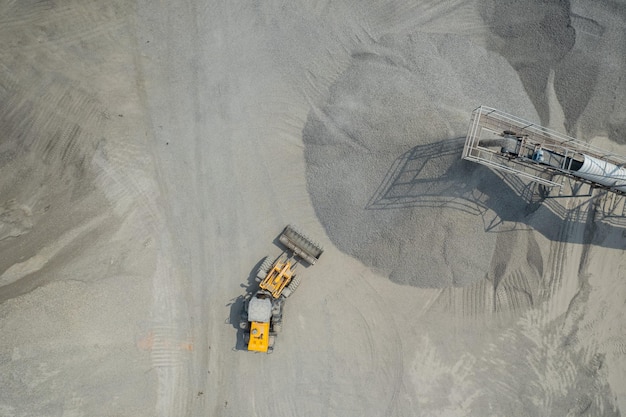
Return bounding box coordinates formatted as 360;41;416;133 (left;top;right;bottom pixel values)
303;2;626;288
304;32;538;287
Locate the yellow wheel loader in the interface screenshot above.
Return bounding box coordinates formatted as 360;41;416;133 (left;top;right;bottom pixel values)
240;225;323;353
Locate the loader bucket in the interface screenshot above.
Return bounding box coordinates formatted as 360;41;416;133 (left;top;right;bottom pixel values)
279;224;324;265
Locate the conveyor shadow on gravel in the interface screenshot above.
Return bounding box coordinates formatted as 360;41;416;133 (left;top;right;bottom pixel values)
306;134;625;288
368;138;626;248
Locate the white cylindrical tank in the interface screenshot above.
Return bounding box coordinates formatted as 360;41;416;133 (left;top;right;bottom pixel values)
574;154;626;193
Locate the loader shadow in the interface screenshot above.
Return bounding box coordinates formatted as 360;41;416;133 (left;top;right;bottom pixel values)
227;257;264;351
367;138;626;249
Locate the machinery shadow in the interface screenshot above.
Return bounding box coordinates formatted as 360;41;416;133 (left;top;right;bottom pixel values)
367;137;626;248
227;257;264;351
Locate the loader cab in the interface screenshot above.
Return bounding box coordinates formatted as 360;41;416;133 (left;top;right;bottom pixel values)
244;290;274;352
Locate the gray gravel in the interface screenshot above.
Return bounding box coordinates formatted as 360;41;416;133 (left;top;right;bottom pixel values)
304;32;537;287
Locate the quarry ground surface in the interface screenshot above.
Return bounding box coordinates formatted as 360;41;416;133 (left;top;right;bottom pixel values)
1;0;626;416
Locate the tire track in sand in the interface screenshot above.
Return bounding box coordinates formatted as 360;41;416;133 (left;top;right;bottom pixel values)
363;0;488;38
543;199;589;324
0;1;125;53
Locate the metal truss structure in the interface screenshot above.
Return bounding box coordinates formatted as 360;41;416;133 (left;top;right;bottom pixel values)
462;106;626;194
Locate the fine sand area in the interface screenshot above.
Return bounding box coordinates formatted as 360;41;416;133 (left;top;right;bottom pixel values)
1;0;626;415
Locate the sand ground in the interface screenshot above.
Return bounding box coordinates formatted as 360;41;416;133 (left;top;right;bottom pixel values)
1;0;626;416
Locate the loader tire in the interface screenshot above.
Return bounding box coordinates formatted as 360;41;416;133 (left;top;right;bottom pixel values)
272;322;282;333
283;275;302;297
256;256;273;281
